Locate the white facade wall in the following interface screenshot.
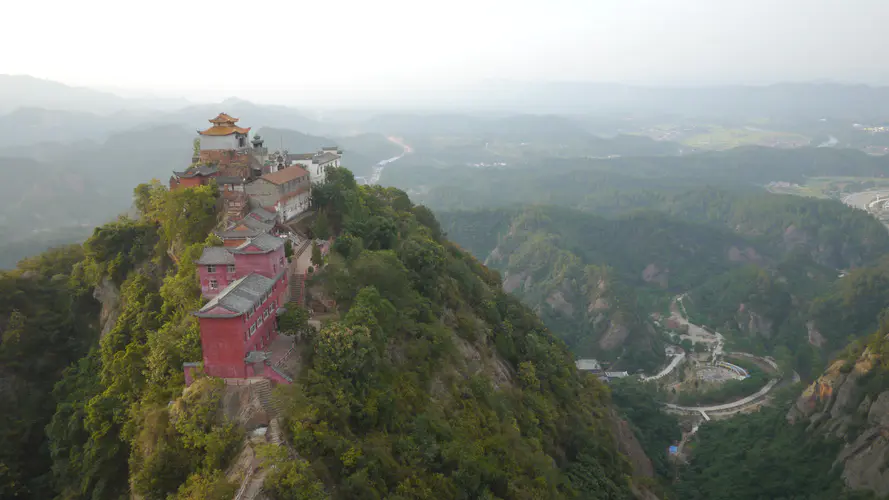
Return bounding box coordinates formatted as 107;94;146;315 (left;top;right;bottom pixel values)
200;134;241;150
311;158;339;183
278;191;311;221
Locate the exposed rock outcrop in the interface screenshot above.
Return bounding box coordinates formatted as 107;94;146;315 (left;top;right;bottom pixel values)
736;306;774;338
599;322;630;351
788;344;889;496
807;321;827;348
727;246;762;263
546;290;574;315
641;263;668;288
93;276;120;338
610;411;660;500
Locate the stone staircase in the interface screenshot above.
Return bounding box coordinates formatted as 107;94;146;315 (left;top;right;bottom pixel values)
268;418;284;445
254;379;281;417
288;272;306;306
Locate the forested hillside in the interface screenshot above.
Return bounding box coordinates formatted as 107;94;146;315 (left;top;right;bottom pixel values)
439;205;767;371
439;191;889;378
676;312;889;499
0;168;654;499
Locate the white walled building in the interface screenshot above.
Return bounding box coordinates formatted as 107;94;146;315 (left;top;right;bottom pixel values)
286;147;342;183
198;113;251;150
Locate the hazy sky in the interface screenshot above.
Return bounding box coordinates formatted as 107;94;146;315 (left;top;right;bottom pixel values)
4;0;888;103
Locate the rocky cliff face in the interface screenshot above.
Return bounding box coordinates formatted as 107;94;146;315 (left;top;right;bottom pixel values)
93;276;120;338
496;257;662;370
788;342;889;496
735;304;774;338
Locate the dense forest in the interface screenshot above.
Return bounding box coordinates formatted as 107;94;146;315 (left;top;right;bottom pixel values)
438;191;889;377
0;168;651;499
674;397;874;500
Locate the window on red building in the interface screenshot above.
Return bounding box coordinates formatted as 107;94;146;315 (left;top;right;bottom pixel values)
227;264;236;273
209;279;218;290
207;265;217;273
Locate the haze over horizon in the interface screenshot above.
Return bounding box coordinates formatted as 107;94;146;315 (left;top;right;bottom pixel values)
5;0;889;106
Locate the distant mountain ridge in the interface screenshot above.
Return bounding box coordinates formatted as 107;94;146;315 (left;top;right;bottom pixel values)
452;81;889;119
0;74;189;114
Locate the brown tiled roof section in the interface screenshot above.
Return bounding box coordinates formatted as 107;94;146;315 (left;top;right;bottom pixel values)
209;113;238;124
260;165;310;185
198;125;251;136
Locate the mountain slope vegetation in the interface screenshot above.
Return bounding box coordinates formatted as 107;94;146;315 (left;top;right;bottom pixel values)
0;168;652;499
439;191;889;377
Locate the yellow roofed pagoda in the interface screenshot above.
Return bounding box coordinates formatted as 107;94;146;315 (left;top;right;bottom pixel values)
198;113;251;137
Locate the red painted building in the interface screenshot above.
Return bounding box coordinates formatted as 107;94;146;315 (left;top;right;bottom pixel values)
194;272;288;378
169;164;219;190
196;232;286;298
195;247;238;297
232;233;287;279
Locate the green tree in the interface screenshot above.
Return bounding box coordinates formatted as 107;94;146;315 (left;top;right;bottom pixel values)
285;239;294;262
311;243;324;268
278;307;313;338
259;445;328;500
174;470;235;500
312;212;331;240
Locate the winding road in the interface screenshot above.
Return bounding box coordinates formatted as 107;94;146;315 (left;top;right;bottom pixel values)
642;296;782;417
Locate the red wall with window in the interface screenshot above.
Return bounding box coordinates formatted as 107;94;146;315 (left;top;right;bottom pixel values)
198;262;238;297
199;275;288;378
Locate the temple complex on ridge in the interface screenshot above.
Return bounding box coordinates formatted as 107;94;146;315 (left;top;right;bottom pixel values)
169;112;342;223
174;112;339;386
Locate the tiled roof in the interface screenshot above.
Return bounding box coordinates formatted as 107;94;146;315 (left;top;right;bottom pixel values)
194;272;281;317
216;176;246;185
260;165;310;185
209;113;238;124
239;216;274;233
195;246;235;265
312;152;339;164
288;153;315;161
232;233;285;254
173;164;218;177
198;125;251;136
215;227;264;239
248;207;277;223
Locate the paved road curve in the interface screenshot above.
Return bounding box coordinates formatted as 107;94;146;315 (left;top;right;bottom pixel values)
665;378;779;413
